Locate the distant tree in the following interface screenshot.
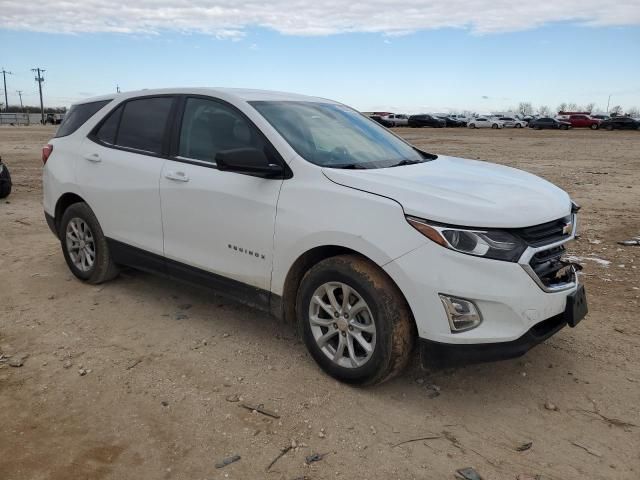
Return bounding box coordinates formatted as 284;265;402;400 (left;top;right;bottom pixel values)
610;105;623;116
626;107;640;117
518;102;534;116
566;102;579;111
557;102;568;113
584;102;596;113
538;105;551;117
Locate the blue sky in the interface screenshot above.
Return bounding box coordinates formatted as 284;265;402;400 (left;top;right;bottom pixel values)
1;6;639;113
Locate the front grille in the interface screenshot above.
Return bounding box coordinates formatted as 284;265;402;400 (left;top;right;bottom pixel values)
529;245;575;289
514;215;572;247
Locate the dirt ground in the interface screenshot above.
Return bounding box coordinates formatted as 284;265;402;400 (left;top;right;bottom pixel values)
1;125;638;480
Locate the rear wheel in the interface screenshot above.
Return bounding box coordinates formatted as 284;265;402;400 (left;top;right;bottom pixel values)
515;123;522;128
469;123;476;129
60;202;119;284
492;123;498;129
606;124;614;131
590;123;598;130
297;255;414;385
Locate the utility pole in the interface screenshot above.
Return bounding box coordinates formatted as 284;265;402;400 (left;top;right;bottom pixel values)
1;68;12;112
16;90;24;111
606;94;611;113
116;84;121;93
32;68;46;124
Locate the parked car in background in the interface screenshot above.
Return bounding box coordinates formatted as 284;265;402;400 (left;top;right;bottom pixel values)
370;115;393;128
45;113;64;125
408;114;446;128
498;117;527;128
591;114;610;121
598;117;640;130
381;114;409;127
528;118;571;130
0;156;12;198
565;114;600;129
42;87;587;385
436;116;466;127
467;117;503;129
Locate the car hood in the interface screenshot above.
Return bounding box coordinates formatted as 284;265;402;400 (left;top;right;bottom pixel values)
322;156;571;228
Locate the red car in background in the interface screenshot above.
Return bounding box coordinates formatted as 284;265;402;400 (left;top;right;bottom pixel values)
558;112;601;129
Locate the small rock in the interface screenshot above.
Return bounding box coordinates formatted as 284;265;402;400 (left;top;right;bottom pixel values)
175;312;189;320
48;294;56;300
222;333;230;338
291;439;298;449
63;360;73;369
78;368;88;376
370;425;377;435
415;377;425;385
178;303;192;310
318;429;326;439
161;400;169;407
9;354;28;368
544;401;558;411
225;394;240;403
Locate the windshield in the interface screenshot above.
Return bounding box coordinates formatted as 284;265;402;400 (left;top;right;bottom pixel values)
250;101;431;168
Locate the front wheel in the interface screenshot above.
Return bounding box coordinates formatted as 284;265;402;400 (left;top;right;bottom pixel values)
606;125;614;131
492;123;499;129
469;123;476;129
297;255;415;386
515;123;522;128
590;124;599;130
0;163;12;199
60;202;119;284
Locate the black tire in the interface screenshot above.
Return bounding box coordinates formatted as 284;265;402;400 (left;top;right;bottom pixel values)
606;125;614;131
0;163;12;199
590;123;599;130
59;202;119;284
492;123;498;129
515;123;522;128
561;125;569;130
296;255;415;386
469;123;476;129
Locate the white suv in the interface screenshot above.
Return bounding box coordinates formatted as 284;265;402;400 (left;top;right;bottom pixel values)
467;117;503;129
43;88;587;385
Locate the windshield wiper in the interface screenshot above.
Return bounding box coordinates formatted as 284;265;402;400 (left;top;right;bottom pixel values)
389;159;425;167
329;163;370;169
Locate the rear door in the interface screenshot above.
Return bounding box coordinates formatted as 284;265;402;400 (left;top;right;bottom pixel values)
159;96;285;295
79;95;175;256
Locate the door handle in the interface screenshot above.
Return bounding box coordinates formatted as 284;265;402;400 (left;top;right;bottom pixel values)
164;171;189;182
84;153;101;163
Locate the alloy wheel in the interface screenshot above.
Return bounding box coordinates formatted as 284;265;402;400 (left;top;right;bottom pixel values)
65;217;96;272
308;282;376;368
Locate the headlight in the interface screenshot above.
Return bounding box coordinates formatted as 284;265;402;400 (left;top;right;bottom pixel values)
406;216;527;262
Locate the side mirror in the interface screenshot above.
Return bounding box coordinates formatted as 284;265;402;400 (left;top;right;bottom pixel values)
216;148;284;179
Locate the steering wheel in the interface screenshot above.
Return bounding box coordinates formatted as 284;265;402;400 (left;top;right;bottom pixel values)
329;146;351;163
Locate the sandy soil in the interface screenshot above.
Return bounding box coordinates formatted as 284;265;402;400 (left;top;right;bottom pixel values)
1;125;639;480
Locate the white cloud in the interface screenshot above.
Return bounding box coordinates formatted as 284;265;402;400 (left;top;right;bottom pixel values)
1;1;639;37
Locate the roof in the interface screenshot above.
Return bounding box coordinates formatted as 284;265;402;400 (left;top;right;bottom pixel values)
74;87;335;106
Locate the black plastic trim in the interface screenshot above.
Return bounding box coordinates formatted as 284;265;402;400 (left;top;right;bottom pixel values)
419;313;569;368
44;211;58;238
106;238;278;315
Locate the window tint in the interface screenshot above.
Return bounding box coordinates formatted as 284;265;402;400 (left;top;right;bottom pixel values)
94;105;123;144
116;97;173;154
55;100;111;138
179;97;266;163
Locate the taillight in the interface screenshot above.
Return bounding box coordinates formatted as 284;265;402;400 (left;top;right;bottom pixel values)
42;144;53;164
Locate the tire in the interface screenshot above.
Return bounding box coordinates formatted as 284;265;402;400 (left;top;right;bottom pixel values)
606;125;613;131
590;124;598;130
534;126;541;130
59;202;119;284
296;255;415;386
0;163;12;199
469;123;476;129
515;123;522;128
492;124;498;129
561;125;568;130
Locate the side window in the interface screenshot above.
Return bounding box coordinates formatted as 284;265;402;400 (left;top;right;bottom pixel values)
55;100;111;138
94;105;123;145
116;97;173;154
178;97;265;163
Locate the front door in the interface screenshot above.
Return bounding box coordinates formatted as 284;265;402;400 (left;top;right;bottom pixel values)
159;96;284;300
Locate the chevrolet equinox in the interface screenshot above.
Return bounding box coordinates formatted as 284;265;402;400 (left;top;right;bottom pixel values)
43;88;588;385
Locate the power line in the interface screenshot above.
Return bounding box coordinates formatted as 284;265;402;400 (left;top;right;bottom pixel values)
1;68;13;112
32;67;46;124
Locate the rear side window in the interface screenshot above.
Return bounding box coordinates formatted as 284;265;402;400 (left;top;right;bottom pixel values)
116;97;173;154
94;105;123;145
55;100;111;138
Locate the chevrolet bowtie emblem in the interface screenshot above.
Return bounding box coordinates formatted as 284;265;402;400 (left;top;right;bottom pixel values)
562;222;573;235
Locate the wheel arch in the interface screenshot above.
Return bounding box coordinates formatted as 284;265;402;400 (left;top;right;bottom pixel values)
277;245;416;333
54;192;88;235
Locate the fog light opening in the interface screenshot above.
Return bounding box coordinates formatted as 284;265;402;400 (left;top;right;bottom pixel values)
439;294;482;333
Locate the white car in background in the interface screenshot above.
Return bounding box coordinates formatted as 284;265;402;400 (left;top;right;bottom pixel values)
498;117;527;128
381;114;409;127
467;117;504;129
42;88;587;385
